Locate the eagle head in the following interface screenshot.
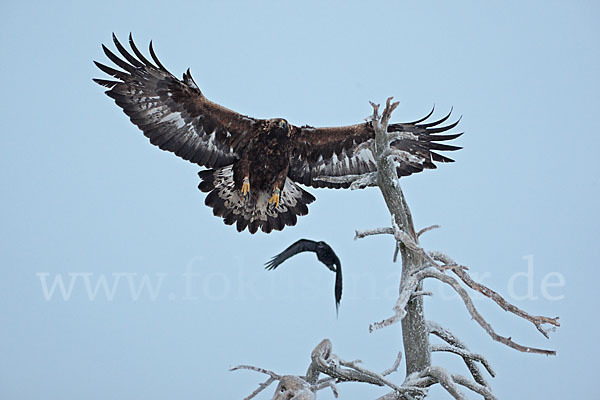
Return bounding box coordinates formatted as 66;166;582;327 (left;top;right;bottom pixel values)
269;118;291;137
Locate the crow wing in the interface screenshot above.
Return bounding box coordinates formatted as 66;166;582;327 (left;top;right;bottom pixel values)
265;239;318;270
289;109;462;188
94;34;258;168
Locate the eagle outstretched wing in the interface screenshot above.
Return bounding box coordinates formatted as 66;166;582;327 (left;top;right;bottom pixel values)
94;33;257;168
288;109;462;188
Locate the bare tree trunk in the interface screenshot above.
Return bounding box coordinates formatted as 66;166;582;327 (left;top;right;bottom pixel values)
372;99;430;376
399;251;429;375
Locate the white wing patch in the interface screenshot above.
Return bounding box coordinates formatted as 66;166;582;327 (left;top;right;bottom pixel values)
113;78;238;167
308;141;378;178
158;111;185;129
290;136;430;188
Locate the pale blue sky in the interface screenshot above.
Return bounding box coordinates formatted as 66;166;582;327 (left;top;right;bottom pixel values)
1;1;599;399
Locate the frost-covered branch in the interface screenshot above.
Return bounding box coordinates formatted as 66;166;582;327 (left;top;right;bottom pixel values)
423;268;556;355
272;376;315;400
411;290;433;300
375;365;497;400
354;131;419;154
387;131;419;143
417;225;440;238
424;366;467;400
355;227;394;239
369;265;422;332
430;346;494;379
356;221;465;273
233;339;425;400
429;251;560;338
307;339;426;397
314;172;378;189
359;223;557;354
450;373;496;400
427;321;493;388
381;351;404;377
381;148;426;167
229;365;281;400
307;339;384;386
399;366;497;400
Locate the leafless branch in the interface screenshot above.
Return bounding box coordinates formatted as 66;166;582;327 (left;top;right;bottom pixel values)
380;97;400;127
356;222;464;273
389;218;421;252
421;269;556;355
431;346;495;378
230;365;281;400
450;374;496;400
307;339;425;396
417;225;440;238
355;227;394;240
355;139;376;153
235;339;428;400
247;377;278;400
314;172;378;189
382;351;404;377
369;101;380;121
360;217;557;354
411;291;433;300
387;131;419;143
382;148;426;166
429;251;560;337
370;261;556;355
273;376;315;400
400;366;497;400
230;364;281;379
369;265;423;332
312;379;339;397
338;358;406;393
427;321;493;388
425;366;467;400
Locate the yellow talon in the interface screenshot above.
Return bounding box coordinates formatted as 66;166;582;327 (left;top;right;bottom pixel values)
241;178;250;196
269;189;280;208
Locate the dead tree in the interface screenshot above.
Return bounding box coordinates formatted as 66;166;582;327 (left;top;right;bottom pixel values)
232;98;559;399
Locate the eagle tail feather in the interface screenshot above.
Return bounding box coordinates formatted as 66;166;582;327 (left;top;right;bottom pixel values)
198;166;315;234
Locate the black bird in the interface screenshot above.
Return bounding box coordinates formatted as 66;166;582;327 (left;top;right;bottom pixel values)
266;239;342;313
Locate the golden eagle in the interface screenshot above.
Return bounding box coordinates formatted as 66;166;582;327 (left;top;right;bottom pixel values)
94;34;462;234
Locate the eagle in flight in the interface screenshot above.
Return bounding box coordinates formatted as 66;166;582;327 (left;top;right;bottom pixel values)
94;34;462;234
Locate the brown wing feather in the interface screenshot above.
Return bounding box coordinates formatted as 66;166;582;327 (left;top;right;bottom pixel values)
93;34;257;168
289;109;462;188
293;124;373;163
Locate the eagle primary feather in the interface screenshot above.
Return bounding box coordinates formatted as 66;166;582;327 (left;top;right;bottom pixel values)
94;34;462;233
